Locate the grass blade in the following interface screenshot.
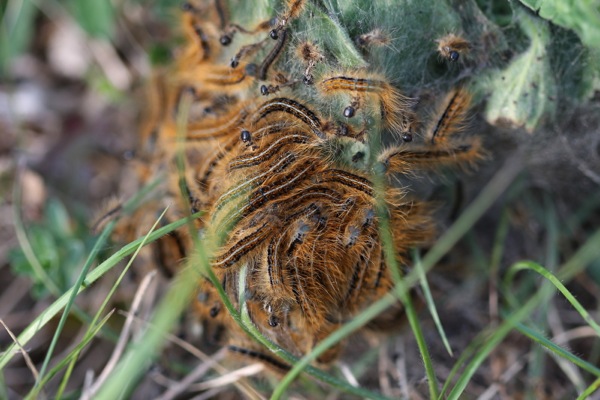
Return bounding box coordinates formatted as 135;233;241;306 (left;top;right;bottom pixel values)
507;261;600;338
414;249;453;356
446;226;600;399
27;309;116;397
0;212;200;372
445;290;543;400
577;378;600;400
52;207;169;399
515;322;600;376
33;218;116;388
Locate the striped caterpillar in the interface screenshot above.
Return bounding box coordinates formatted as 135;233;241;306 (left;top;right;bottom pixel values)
117;0;483;374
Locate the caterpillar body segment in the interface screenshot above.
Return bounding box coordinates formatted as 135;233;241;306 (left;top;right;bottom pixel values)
181;64;255;93
428;86;473;145
377;138;483;176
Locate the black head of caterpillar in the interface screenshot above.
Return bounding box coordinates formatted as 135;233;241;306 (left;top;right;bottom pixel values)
317;71;418;138
436;33;471;62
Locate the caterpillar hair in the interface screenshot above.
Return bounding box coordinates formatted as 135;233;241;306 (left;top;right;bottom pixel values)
183;64;253;93
270;0;307;38
377;139;483;176
318;73;417;135
428;86;472;145
184;105;249;141
436;33;471;62
355;28;391;48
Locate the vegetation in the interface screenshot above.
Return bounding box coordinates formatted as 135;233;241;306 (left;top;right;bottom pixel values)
1;0;599;398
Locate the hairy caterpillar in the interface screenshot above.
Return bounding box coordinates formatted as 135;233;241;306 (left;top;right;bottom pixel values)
115;0;483;374
318;72;418;137
436;33;471;62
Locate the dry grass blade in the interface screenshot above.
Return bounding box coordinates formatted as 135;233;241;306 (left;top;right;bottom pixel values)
0;319;39;381
377;345;393;397
339;363;359;388
190;386;228;400
156;348;227;400
553;326;598;345
395;338;410;400
477;359;525;400
114;311;265;400
81;270;158;399
188;363;265;392
115;311;213;363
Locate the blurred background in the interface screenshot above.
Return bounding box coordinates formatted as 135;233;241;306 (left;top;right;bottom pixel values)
0;1;177;397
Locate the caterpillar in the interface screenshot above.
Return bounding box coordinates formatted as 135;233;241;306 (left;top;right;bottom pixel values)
436;33;471;62
115;0;483;378
318;72;418;136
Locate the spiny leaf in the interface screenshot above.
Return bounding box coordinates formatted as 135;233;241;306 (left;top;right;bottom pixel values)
518;0;600;50
484;7;556;132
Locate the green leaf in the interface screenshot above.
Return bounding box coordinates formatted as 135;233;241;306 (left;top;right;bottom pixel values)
0;0;36;72
484;8;556;132
62;240;86;281
14;226;60;297
45;198;73;238
28;226;59;272
518;0;600;50
64;0;115;40
7;247;33;290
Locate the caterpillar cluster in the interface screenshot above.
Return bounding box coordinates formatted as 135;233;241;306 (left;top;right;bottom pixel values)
123;0;481;371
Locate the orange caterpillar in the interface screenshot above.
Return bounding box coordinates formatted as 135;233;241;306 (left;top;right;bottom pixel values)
378;86;482;176
318;72;418;139
271;0;307;37
179;1;224;65
182;64;253;92
436;33;471;62
115;0;483;373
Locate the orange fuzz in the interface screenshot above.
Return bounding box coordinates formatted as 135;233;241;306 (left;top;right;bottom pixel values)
118;0;483;371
